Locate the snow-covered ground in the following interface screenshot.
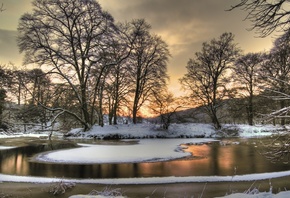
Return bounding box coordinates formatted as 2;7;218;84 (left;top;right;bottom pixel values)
220;191;290;198
0;145;16;150
2;170;290;184
0;123;284;140
0;132;49;139
0;123;289;198
65;123;283;139
65;123;216;139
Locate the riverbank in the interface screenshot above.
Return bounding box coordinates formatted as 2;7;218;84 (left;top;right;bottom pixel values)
1;123;290;197
0;123;287;140
64;123;286;139
1;176;290;198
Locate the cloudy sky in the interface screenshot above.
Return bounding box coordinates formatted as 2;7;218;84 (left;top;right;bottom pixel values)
0;0;275;95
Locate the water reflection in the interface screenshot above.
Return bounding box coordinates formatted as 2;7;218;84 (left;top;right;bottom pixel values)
0;140;290;179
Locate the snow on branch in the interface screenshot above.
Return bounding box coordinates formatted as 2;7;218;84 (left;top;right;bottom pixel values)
261;107;290;123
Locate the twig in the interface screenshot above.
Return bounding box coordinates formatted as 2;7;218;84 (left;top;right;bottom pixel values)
89;186;123;196
48;180;75;195
199;182;207;198
0;3;5;12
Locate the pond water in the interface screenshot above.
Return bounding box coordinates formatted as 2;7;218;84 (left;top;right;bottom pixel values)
0;138;290;179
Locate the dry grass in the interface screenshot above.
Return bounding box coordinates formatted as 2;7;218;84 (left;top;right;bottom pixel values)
48;180;76;196
89;186;124;197
0;192;12;198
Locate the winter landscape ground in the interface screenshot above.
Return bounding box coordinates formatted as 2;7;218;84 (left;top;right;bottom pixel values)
1;123;290;197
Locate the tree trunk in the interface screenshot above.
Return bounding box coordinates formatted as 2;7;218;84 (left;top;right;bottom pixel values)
210;104;221;130
212;114;221;129
132;79;140;124
98;95;104;127
81;85;91;131
108;98;113;125
280;99;286;126
113;102;118;125
247;92;254;126
113;80;119;125
132;106;138;124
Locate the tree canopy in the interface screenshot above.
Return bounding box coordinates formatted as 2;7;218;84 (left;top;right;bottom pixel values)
230;0;290;37
180;32;240;129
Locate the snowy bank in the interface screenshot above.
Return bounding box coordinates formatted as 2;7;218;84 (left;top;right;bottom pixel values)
70;196;124;198
0;132;49;139
2;170;290;184
0;145;16;150
65;123;285;140
223;124;287;138
65;123;216;139
69;191;290;198
219;191;290;198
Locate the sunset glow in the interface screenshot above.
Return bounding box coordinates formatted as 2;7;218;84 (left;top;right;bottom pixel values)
0;0;274;96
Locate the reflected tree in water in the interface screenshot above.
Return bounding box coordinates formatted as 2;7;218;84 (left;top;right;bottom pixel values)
260;134;290;164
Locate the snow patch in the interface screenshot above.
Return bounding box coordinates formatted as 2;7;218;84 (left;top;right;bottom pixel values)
0;146;16;150
36;138;216;164
2;170;290;184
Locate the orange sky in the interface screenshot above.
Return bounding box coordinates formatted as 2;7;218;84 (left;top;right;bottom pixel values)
0;0;274;97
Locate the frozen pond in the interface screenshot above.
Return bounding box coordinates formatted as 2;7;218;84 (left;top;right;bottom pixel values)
1;138;290;179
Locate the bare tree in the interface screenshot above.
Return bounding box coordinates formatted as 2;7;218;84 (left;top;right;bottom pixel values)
234;52;264;125
259;31;290;125
180;32;240;129
128;19;170;124
150;89;181;130
89;22;136;127
0;66;6;128
103;22;141;125
229;0;290;37
6;69;28;105
18;0;116;131
104;44;132;125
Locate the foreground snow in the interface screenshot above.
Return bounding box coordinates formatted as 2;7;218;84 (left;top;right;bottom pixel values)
220;191;290;198
69;192;290;198
67;191;290;198
2;171;290;198
70;196;124;198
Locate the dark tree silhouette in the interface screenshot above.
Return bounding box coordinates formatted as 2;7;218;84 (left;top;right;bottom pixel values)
235;52;264;125
150;90;181;130
259;31;290;124
0;66;7;129
180;32;240;129
128;19;170;124
18;0;117;131
229;0;290;37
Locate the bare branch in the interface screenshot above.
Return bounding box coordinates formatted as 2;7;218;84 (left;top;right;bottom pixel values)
229;0;290;37
259;133;290;164
0;3;5;12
